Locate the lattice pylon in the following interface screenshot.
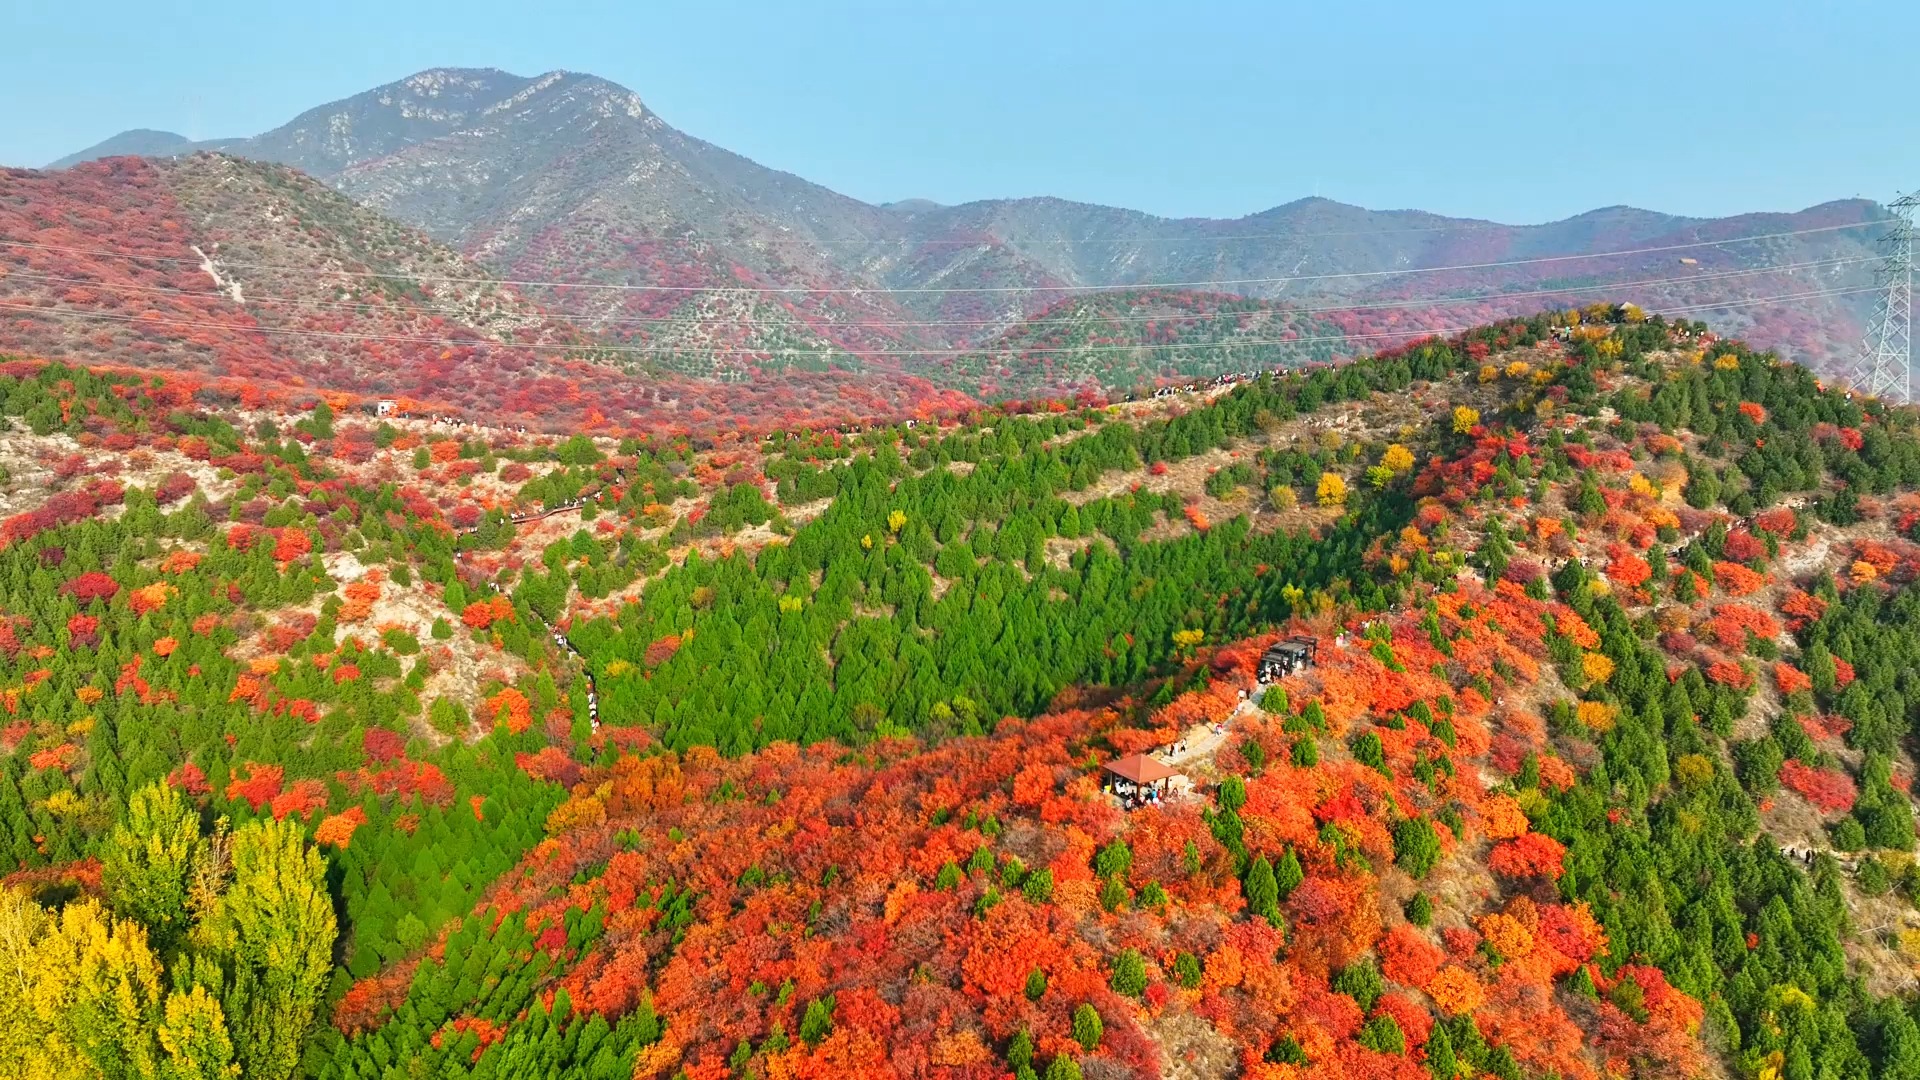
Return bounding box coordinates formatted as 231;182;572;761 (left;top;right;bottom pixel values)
1852;193;1918;404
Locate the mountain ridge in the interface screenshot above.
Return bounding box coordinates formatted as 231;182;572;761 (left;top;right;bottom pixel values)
44;66;1865;249
41;125;1720;237
33;65;1893;385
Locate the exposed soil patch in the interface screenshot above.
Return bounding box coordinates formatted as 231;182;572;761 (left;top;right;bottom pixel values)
1147;1009;1237;1080
227;550;531;745
0;429;239;520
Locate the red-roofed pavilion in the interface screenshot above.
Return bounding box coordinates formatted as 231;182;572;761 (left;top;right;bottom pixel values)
1104;753;1179;807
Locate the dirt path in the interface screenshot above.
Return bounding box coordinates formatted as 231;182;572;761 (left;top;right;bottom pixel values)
1164;698;1251;769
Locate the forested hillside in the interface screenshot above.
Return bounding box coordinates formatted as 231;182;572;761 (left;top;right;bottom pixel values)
9;307;1920;1078
0;155;977;434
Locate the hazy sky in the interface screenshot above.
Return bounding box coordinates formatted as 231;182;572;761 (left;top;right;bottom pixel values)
4;0;1915;223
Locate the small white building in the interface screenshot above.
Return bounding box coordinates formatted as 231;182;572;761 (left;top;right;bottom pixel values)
374;400;398;418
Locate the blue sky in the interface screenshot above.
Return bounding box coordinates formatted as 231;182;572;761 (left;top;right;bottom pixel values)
4;0;1915;223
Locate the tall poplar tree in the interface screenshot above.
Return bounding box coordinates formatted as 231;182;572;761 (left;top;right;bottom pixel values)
101;781;205;957
199;818;336;1080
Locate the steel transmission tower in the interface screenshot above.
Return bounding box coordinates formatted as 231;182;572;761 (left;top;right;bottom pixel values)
1853;193;1918;404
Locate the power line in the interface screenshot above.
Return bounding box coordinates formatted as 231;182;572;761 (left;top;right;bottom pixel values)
0;219;1881;297
669;215;1641;247
1652;286;1879;316
0;285;1876;362
0;255;1877;333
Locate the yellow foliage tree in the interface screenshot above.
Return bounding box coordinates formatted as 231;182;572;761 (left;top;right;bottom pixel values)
546;792;608;835
1899;928;1920;966
43;790;86;819
1675;754;1715;790
1477;912;1535;960
1580;652;1617;685
11;895;169;1079
1452;406;1480;434
0;887;49;1076
1480;793;1531;840
101;780;204;957
1427;965;1486;1015
1576;700;1617;732
159;986;242;1079
0;810;317;1080
1381;444;1415;474
1316;472;1348;507
201;817;336;1080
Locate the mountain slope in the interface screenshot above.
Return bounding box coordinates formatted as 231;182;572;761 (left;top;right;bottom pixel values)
0;154;973;431
188;68;936;367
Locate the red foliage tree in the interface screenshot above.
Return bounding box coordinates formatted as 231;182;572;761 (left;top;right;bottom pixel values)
516;747;584;788
363;727;407;764
1380;923;1444;989
270;778;329;821
225;762;285;812
60;571;121;603
168;760;211;796
1488;833;1568;880
272;527;314;563
462;601;498;630
154;471;196;505
1604;544;1651;588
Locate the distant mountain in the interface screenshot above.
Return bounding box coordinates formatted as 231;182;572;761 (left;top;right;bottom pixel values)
47;128;200;169
44;66;1891;387
100;69;926;373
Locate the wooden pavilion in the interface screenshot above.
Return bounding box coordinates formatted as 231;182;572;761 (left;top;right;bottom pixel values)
1104;753;1179;807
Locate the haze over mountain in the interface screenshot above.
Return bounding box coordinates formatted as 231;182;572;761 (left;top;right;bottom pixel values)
45;66;1891;386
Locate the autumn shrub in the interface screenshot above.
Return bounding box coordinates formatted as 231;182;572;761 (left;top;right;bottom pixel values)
1489;833;1567;880
1779;760;1857;813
